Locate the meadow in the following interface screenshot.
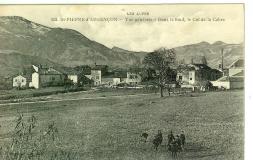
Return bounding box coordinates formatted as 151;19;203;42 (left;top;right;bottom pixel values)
0;90;244;160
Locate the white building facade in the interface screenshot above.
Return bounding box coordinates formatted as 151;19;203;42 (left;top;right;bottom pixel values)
13;75;29;88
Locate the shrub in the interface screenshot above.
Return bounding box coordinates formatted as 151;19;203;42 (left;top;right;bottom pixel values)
0;114;80;160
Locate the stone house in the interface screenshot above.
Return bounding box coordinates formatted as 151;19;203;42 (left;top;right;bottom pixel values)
177;64;222;88
31;65;64;89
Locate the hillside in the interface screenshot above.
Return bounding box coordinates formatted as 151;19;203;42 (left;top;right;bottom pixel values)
0;16;244;77
0;16;145;71
0;51;60;77
174;41;244;69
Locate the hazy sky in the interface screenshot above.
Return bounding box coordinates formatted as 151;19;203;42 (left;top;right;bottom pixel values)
0;4;244;52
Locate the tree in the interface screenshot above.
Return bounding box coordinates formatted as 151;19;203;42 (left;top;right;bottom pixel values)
143;47;176;97
140;67;156;82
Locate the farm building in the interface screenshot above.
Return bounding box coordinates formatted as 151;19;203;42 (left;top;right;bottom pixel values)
176;64;222;88
31;65;65;89
228;59;244;76
101;72;120;86
100;68;142;86
13;74;32;88
62;66;92;86
211;59;244;89
211;72;244;89
90;64;108;86
125;68;142;85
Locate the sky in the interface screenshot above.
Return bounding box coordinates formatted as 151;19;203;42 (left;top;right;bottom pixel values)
0;4;244;52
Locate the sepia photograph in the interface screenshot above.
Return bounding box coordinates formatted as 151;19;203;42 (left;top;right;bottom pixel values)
0;4;244;160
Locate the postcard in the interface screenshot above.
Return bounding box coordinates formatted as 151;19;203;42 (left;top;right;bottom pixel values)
0;4;244;160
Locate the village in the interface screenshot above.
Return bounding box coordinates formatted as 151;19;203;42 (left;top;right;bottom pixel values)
0;54;244;160
9;57;244;93
0;3;246;160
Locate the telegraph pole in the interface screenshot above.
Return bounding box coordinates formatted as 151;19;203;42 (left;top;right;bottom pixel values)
221;48;224;72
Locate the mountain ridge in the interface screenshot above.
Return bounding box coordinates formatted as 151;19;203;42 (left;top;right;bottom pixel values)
0;16;244;77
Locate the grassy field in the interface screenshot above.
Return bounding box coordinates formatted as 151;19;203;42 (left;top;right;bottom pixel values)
0;90;244;160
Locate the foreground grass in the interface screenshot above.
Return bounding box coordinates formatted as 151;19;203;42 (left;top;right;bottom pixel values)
0;90;244;160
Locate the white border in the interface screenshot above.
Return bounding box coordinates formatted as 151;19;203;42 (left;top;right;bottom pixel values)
244;1;253;160
0;0;247;4
0;1;251;160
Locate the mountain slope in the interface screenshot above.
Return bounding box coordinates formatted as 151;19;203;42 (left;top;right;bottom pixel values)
0;16;145;68
0;51;59;77
174;41;244;68
0;16;244;78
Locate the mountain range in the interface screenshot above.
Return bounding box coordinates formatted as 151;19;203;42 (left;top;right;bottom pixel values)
0;16;244;78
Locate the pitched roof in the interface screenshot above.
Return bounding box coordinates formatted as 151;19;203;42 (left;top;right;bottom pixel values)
232;71;244;77
91;65;108;70
193;64;212;70
115;70;128;78
177;64;211;71
61;68;81;75
102;72;115;78
215;75;244;82
102;71;127;78
13;74;32;82
216;76;229;82
38;67;62;75
230;76;244;82
229;59;244;68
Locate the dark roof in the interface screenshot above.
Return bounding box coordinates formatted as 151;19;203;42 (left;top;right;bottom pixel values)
115;71;127;78
128;67;142;73
61;68;81;75
38;67;62;75
102;71;127;78
193;64;212;70
91;65;108;70
56;66;91;75
177;64;211;71
102;72;115;78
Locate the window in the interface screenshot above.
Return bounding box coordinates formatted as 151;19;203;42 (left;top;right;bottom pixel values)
179;76;182;80
15;79;17;82
190;78;192;80
21;79;24;82
95;76;99;80
52;77;55;81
